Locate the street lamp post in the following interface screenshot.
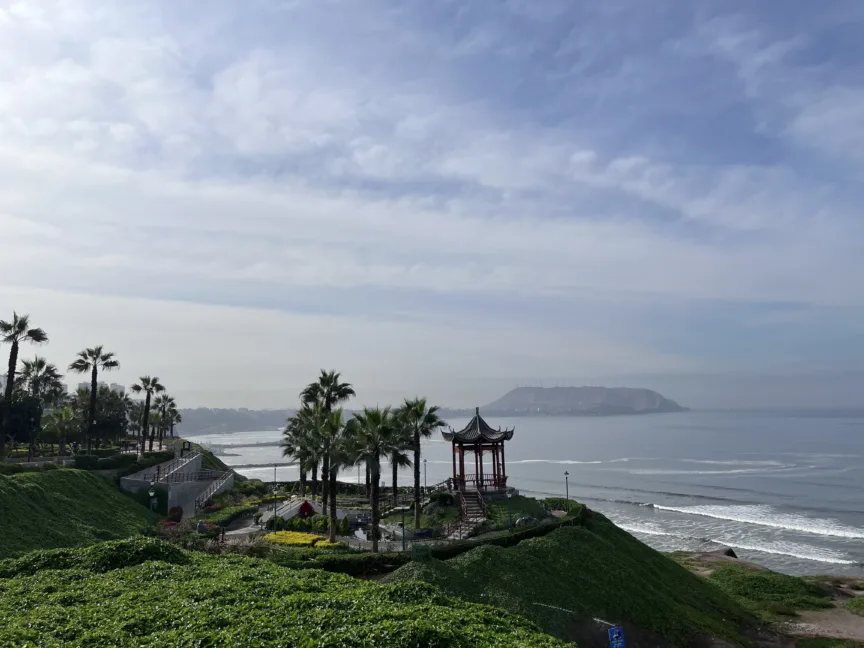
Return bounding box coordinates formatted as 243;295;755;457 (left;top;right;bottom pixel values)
564;471;569;505
148;481;156;533
506;492;513;531
273;464;278;529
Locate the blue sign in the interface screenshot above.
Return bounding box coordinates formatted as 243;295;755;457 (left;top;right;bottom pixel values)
607;626;625;648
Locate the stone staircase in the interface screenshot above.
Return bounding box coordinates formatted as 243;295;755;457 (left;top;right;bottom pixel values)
461;490;486;523
444;489;487;540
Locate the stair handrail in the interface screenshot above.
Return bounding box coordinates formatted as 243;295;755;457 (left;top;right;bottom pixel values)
195;471;234;513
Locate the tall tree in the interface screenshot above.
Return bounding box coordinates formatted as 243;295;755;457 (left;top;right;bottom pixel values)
0;313;48;458
153;394;177;450
41;406;79;456
398;398;447;527
18;356;64;406
299;370;355;511
325;408;355;543
68;346;119;453
387;410;414;508
351;406;399;553
130;376;164;454
282;412;314;498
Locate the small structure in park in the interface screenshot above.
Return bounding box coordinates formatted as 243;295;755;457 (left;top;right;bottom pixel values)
442;407;514;491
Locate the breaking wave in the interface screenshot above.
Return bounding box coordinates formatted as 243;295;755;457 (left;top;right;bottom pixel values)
615;522;859;566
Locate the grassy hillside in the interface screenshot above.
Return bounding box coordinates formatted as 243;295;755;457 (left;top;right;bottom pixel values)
387;510;756;647
0;469;150;559
0;538;566;647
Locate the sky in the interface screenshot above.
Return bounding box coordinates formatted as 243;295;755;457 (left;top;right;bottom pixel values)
1;0;863;409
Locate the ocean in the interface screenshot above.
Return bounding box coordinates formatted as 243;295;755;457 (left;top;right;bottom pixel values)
185;409;864;577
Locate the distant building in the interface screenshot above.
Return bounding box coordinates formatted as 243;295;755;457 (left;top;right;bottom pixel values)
110;383;125;395
77;381;111;392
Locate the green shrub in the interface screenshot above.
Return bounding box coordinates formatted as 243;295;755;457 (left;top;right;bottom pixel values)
40;462;58;471
90;448;122;458
311;514;329;531
338;515;350;535
431;492;455;506
201;504;257;527
0;463;25;475
73;455;100;470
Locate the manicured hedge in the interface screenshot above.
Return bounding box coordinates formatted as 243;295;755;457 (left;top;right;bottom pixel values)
73;455;100;470
201;504;258;527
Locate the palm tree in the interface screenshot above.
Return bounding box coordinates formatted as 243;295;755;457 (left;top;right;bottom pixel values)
153;394;177;450
68;346;119;452
325;408;356;543
0;313;48;458
18;356;63;406
387;411;414;508
398;398;447;527
351;406;400;553
300;371;355;511
42;406;78;456
282;413;313;498
130;376;165;454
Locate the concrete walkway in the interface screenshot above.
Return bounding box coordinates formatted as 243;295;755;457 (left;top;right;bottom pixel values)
258;498;351;525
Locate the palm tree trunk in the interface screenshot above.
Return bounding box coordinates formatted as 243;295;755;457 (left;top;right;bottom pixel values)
414;430;422;527
158;425;164;451
87;366;98;454
299;469;307;498
140;394;151;455
322;453;330;511
311;463;318;501
371;454;380;553
1;341;19;459
392;458;398;507
328;468;338;543
365;464;370;500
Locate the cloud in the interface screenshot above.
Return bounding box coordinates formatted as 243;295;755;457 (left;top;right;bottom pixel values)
0;0;862;406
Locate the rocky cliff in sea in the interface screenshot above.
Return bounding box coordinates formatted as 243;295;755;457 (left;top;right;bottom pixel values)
477;386;687;416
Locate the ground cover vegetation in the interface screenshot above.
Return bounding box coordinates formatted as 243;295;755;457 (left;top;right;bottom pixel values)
0;537;567;647
0;469;151;559
708;563;834;620
386;511;756;647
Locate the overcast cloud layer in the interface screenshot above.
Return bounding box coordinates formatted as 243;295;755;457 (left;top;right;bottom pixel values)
1;1;863;408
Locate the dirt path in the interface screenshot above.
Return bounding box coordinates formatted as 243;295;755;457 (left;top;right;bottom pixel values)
782;599;864;642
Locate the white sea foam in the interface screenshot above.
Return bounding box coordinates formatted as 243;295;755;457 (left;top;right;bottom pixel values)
616;523;858;565
653;504;864;539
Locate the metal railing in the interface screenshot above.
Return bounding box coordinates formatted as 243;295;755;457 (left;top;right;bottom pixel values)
455;474;508;489
137;451;200;483
195;471;234;512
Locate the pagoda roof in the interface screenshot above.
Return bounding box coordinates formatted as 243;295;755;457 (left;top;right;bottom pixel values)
442;408;514;443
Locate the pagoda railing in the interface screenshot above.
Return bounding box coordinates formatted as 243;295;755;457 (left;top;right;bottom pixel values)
455;474;507;490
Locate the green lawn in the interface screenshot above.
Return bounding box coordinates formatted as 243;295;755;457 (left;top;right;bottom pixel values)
386;509;754;647
382;505;460;530
484;495;548;528
845;596;864;617
0;537;566;647
0;469;151;559
709;563;833;620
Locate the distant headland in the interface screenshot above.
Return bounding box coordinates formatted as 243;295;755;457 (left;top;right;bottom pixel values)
439;386;688;418
176;386;686;434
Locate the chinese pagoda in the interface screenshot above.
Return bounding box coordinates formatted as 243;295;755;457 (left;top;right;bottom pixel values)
442;407;514;491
